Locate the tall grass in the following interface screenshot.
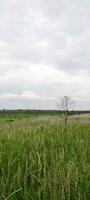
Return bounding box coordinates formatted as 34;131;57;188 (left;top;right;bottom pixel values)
0;117;90;199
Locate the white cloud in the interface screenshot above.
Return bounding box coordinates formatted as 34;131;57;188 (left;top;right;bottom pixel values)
0;91;55;101
0;0;90;109
0;90;56;110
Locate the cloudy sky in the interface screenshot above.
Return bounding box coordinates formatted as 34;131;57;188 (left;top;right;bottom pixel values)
0;0;90;109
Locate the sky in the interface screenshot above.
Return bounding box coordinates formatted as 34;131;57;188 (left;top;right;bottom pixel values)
0;0;90;110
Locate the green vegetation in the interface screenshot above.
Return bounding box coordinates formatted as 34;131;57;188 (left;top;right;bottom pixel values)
0;110;60;122
0;114;90;199
0;113;33;121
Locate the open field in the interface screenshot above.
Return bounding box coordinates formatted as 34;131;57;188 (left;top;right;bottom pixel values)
0;113;90;199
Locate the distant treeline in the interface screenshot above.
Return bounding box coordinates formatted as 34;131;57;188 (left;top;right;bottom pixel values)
0;109;90;116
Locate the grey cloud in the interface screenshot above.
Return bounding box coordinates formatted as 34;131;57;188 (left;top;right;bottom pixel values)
0;0;90;109
0;0;90;73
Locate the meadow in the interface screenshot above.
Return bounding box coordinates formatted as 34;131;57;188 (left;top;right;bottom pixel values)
0;113;90;199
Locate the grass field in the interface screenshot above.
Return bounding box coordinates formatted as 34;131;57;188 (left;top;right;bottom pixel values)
0;114;90;199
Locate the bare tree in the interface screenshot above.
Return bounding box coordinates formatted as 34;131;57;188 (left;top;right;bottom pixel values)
57;96;70;133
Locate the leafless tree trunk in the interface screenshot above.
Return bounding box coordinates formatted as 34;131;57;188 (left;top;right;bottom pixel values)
57;96;70;134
